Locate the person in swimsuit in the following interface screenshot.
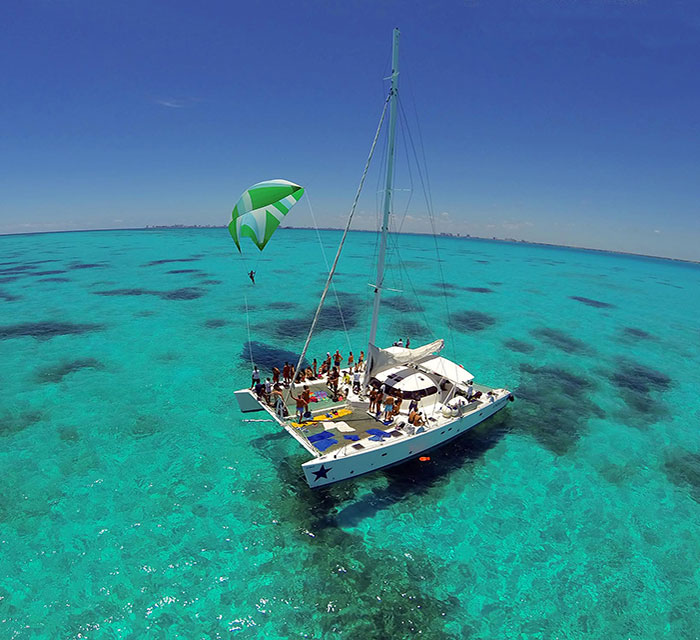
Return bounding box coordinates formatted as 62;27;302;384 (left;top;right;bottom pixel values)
375;387;384;416
347;352;354;369
383;394;394;421
271;385;285;418
272;366;280;385
248;270;255;284
368;387;377;413
282;362;290;385
392;390;403;417
312;358;318;377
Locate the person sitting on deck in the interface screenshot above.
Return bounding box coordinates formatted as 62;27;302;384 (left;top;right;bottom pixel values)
383;394;395;421
408;409;424;426
343;370;351;387
305;366;314;380
408;398;419;414
297;368;306;382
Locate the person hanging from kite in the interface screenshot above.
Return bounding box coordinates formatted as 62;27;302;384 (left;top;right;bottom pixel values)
228;179;305;283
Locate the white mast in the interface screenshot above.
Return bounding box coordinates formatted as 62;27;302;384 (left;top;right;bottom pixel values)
368;27;400;349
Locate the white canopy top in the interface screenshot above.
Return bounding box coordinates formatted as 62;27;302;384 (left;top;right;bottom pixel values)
418;356;474;386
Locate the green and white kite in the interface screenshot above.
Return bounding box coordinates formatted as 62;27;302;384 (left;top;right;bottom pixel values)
228;179;305;251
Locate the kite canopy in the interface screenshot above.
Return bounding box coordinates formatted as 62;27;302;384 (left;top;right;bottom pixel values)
229;179;304;251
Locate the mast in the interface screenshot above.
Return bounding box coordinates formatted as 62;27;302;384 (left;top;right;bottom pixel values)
369;27;400;348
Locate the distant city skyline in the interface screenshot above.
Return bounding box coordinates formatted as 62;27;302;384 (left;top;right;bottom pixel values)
2;1;699;261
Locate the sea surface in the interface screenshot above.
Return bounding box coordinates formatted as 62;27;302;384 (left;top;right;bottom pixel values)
1;228;699;639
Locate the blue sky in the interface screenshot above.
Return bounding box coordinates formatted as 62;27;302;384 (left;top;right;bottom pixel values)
1;1;699;260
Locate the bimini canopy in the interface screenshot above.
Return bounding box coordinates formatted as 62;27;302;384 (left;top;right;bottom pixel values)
418;356;473;387
366;339;444;380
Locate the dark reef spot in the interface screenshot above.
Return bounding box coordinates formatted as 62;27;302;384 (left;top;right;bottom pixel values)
609;359;671;423
516;364;601;455
0;411;43;437
0;277;19;284
570;296;616;309
39;277;71;283
383;295;424;313
36;358;104;383
504;339;535;354
268;293;360;340
449;310;496;332
200;279;223;285
0;321;104;340
464;287;494;294
242;341;307;370
531;327;588;354
0;289;20;302
128;415;162;439
58;426;80;443
143;258;200;267
267;301;297;310
166;269;201;274
611;361;671;395
68;263;106;270
34;270;66;276
204;319;229;329
160;287;205;300
622;327;654;341
664;452;700;503
390;318;431;340
475;260;490;264
94;288;154;297
417;288;456;298
0;265;38;275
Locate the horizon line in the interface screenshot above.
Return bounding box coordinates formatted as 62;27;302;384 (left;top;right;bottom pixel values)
0;224;698;266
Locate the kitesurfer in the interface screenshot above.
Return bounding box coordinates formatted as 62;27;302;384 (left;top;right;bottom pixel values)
248;270;256;284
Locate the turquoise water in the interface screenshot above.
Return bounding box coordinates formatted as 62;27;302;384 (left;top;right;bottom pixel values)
1;228;699;638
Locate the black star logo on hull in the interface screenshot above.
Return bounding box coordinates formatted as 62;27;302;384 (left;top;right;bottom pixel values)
312;464;330;481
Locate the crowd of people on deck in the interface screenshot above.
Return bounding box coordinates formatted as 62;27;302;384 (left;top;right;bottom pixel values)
249;348;369;421
249;338;418;424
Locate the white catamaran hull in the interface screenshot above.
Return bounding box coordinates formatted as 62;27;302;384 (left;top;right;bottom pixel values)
301;395;509;488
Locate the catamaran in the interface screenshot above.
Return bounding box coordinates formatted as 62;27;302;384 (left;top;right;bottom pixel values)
233;28;513;488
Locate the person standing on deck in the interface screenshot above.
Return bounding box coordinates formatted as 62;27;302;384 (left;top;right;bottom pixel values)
251;366;260;389
358;351;365;371
347;352;354;370
353;369;361;394
290;363;296;384
406;337;410;348
375;387;384;416
383;394;395;421
368;387;377;413
290;388;306;422
282;362;290;386
271;385;285;418
392;390;403;417
333;350;343;369
312;358;318;377
272;366;280;385
264;378;272;403
301;385;312;418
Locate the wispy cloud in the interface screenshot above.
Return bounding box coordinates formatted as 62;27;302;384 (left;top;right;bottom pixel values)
153;97;202;109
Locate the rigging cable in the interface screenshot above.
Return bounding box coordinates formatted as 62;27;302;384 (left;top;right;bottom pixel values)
398;93;457;359
305;192;353;355
291;93;391;387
